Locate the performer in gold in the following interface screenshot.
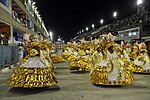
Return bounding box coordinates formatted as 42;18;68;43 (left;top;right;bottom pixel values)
129;41;140;60
132;42;150;73
76;46;92;71
125;43;132;56
51;50;65;63
7;37;58;88
68;42;82;71
62;42;75;60
69;40;92;71
90;33;135;85
51;37;65;63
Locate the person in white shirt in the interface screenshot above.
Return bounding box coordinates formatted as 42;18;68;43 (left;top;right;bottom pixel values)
18;44;24;62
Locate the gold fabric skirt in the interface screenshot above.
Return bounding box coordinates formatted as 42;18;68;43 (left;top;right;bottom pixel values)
77;59;91;70
62;53;69;60
69;58;91;71
51;56;65;63
7;66;58;88
90;66;135;85
132;65;150;73
69;60;80;70
130;61;150;73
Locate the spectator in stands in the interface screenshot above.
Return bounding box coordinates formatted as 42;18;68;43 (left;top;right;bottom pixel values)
0;32;8;45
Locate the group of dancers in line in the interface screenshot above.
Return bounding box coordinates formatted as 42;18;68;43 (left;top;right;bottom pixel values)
7;32;150;88
63;33;150;85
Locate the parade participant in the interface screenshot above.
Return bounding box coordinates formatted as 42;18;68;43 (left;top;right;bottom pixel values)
90;33;135;85
41;39;56;70
132;42;150;73
62;41;76;60
68;41;80;70
66;42;76;62
91;43;103;68
69;39;92;71
76;45;92;71
51;48;65;63
125;43;132;56
51;38;65;63
18;43;25;62
7;35;58;88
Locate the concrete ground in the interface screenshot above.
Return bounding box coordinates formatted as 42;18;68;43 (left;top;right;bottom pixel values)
0;61;150;100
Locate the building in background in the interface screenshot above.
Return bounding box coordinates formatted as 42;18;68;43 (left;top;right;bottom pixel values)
0;0;49;68
0;0;49;45
73;10;150;43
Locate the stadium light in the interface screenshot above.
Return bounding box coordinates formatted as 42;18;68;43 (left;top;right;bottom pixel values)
100;19;104;25
113;11;117;19
137;0;143;5
92;24;95;29
86;27;89;31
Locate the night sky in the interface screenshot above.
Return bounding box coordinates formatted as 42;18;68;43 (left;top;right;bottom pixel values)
35;0;149;42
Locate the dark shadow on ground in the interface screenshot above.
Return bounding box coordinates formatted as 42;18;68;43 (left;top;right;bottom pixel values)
9;85;60;96
93;83;149;89
71;70;90;74
93;84;123;88
56;67;68;69
134;73;150;75
54;61;66;64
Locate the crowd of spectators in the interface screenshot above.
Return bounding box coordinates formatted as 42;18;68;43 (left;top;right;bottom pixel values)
99;11;150;34
74;10;150;41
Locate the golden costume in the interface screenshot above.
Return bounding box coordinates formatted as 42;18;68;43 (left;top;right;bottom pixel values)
51;44;65;63
132;43;150;73
51;53;65;63
77;49;92;71
90;34;135;85
51;56;65;63
69;43;92;71
62;46;73;60
7;40;58;88
68;50;80;70
129;43;140;60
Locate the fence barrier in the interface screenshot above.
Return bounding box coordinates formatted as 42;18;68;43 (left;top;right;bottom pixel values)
0;45;19;69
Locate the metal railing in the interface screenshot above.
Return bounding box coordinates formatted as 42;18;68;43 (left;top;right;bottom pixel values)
0;45;19;69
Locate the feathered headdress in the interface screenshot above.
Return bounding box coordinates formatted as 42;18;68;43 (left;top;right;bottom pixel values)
106;32;117;42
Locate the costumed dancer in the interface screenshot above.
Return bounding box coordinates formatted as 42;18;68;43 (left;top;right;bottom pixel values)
129;41;140;60
51;38;65;63
51;50;65;63
132;42;150;73
41;39;56;70
68;41;80;70
90;33;135;85
69;40;92;71
62;42;74;60
7;35;58;88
